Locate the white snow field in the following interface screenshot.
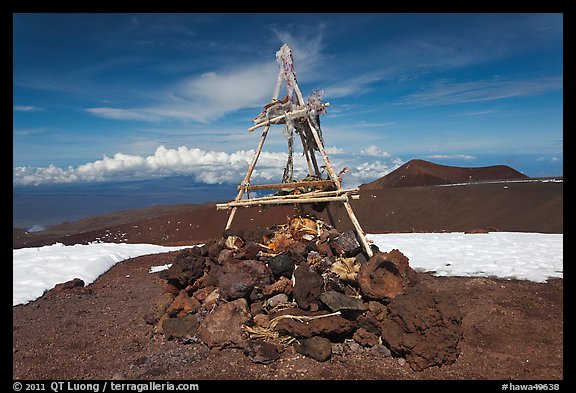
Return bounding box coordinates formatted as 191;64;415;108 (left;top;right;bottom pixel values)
368;232;562;283
13;242;194;306
13;232;562;306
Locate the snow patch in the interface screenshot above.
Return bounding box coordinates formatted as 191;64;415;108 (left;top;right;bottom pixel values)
13;243;194;306
368;232;562;283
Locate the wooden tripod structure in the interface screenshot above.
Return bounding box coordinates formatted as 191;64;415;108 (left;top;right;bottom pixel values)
216;44;373;257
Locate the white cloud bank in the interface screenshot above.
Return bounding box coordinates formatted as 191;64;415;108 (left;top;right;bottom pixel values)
361;145;392;157
14;146;290;186
13;145;404;188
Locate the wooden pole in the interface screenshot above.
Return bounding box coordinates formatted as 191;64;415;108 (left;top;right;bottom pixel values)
292;75;371;256
237;179;334;191
224;44;371;258
297;130;316;176
305;118;342;189
308;147;321;177
342;196;374;258
248;103;330;132
225;68;284;230
231;187;359;201
291;81;323;178
217;195;349;209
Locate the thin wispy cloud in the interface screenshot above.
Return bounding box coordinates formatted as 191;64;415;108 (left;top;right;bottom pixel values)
85;108;162;122
451;110;498;117
426;154;476;160
86;61;279;123
14;105;44;112
85;28;331;124
323;73;382;98
13;14;563;179
400;76;562;106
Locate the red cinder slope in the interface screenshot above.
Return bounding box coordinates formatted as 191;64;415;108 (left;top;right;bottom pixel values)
362;159;528;189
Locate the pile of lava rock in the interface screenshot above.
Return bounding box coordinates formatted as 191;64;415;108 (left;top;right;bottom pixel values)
146;215;463;371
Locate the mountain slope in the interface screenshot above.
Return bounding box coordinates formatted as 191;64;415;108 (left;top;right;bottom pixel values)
362;159;528;189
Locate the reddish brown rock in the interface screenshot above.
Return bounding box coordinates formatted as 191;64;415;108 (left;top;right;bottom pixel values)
198;298;250;349
253;314;269;328
52;278;85;293
160;249;206;288
294;336;332;362
250;302;265;316
367;301;388;320
192;285;217;302
292;265;324;310
164;282;180;295
155;312;170;335
274;309;356;339
202;239;226;259
353;328;380;347
262;276;293;296
245;339;280;364
162;314;199;340
358;249;417;302
356;314;382;336
236;242;266;260
316;239;334;258
153;293;175;319
217;249;235;265
218;260;273;301
379;283;463;371
286;241;308;264
331;229;361;257
319;291;366;313
166;293;201;317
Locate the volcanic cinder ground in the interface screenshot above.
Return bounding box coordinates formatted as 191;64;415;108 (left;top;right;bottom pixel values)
12;159;563;380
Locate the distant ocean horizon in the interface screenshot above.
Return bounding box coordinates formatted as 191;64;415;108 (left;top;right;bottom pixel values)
13;154;563;232
12;176;237;231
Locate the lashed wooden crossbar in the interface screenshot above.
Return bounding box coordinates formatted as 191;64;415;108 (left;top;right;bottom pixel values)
217;188;360;210
218;195;348;209
220;44;373;258
236;180;334;191
247;103;330;132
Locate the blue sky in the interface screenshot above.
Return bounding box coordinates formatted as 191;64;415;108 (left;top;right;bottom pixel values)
13;13;563;187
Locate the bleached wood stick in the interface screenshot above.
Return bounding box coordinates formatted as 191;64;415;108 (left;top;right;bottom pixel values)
297;129;315;175
306;117;342;189
217;195;349;210
342;195;373;258
308;146;321;177
239;188;359;201
290;81;323;177
225;68;285;230
248;103;330;132
238;180;335;191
